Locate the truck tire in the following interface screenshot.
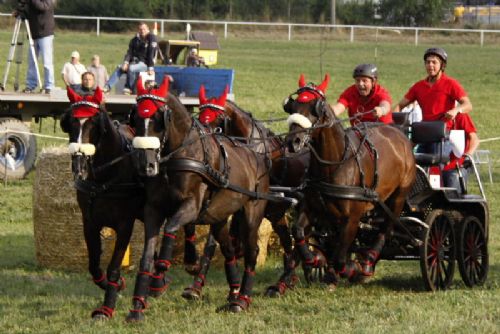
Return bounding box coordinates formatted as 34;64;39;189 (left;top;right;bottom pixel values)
0;117;37;180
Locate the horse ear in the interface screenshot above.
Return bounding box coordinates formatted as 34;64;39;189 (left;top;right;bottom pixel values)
94;86;103;105
158;76;170;97
317;73;330;93
67;86;81;103
298;74;306;88
217;85;229;106
199;85;207;105
136;74;146;94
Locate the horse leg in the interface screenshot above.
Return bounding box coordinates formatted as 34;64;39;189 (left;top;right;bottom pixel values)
292;211;324;284
228;200;266;313
126;206;163;322
183;223;200;275
361;190;408;277
181;231;217;301
91;220;134;320
265;215;300;297
82;217;108;290
334;215;363;283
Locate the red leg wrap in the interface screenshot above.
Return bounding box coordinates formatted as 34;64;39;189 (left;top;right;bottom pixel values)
91;305;114;318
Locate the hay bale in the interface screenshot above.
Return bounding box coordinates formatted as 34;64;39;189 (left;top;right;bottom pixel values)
33;147;274;272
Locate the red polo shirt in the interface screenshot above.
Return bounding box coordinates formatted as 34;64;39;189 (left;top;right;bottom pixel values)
338;84;393;126
405;73;466;129
443;113;477;171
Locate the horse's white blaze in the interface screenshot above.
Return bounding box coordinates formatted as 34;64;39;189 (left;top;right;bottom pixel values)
144;118;150;136
77;118;88;144
287;114;312;129
132;136;161;150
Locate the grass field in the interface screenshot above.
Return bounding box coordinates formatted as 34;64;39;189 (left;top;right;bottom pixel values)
0;30;500;333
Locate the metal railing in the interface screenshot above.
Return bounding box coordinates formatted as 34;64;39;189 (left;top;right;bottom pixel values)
2;13;500;46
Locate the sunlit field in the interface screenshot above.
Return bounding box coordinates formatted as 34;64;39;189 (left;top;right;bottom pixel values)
0;27;499;333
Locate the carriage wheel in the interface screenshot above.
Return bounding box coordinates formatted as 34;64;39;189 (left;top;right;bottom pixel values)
419;210;456;291
457;216;488;287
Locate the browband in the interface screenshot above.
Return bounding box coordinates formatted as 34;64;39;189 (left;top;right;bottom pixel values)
136;94;167;103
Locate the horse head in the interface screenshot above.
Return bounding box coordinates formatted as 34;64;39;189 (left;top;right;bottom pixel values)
130;75;171;177
197;85;228;130
284;73;330;153
60;86;106;180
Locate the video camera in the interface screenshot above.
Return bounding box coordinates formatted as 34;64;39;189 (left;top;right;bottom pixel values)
15;0;29;20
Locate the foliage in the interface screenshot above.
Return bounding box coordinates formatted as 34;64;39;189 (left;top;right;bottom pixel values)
337;1;376;25
378;0;454;27
57;0;149;31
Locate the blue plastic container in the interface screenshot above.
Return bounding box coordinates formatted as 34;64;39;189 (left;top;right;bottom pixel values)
154;66;234;98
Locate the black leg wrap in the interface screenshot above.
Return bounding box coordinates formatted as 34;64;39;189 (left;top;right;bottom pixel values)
224;258;240;302
92;272;108;291
149;272;172;298
183;225;199;266
156;233;176;271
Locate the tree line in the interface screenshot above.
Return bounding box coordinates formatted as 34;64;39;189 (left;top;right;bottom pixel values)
1;0;475;30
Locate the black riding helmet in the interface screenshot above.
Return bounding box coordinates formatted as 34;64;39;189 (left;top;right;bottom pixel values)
353;63;378;80
424;47;448;68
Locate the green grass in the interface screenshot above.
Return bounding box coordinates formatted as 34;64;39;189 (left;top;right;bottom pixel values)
1;30;500;333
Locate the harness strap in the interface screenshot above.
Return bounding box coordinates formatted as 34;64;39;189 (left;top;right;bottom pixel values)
308;180;379;202
74;178;143;198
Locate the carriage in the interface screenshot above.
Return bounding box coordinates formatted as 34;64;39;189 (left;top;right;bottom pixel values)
306;113;489;292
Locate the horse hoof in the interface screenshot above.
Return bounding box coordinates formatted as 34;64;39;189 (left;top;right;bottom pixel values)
264;286;281;298
229;304;244;313
126;311;145;322
181;287;202;301
92;313;110;321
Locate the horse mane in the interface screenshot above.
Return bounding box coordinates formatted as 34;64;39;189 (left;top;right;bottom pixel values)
225;100;277;138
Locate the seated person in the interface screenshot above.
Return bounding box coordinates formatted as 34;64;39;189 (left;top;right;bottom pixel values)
186;48;206;67
442;113;479;192
104;22;157;94
330;63;393;126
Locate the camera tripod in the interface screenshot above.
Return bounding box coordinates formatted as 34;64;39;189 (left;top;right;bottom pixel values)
0;16;42;92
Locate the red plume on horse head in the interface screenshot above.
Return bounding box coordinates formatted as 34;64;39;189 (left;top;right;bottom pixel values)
297;73;330;103
67;86;103;118
198;85;229;125
136;75;170;118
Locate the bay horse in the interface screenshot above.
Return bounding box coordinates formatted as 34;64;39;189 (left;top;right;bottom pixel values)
186;85;310;298
126;77;270;321
60;86;143;320
284;74;416;286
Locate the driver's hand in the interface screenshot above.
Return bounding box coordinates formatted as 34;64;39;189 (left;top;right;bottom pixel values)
444;109;458;120
121;63;129;72
373;106;385;118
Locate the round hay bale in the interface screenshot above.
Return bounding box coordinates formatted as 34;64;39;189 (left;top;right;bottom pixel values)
33;147;274;272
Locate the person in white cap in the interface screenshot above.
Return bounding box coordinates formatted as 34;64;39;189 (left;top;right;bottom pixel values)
61;50;87;90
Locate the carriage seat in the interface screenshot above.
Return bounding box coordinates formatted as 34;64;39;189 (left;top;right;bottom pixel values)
392;112;411;136
411;121;450;166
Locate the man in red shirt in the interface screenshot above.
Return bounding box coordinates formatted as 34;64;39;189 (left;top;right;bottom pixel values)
442;113;479;191
393;47;472;128
331;63;393;126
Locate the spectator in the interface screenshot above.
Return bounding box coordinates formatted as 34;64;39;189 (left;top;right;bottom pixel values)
17;0;56;94
186;47;206;67
104;22;158;95
87;55;108;90
61;51;87;90
393;47;472;154
330;63;393;126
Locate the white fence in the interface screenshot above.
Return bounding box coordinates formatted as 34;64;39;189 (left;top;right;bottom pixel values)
2;13;500;46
